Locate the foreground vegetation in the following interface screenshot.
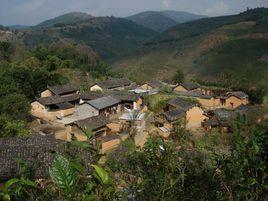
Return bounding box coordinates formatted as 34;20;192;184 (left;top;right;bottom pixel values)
1;119;267;201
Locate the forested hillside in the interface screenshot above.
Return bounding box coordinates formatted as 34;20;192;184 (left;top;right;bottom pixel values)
113;8;268;92
21;16;156;60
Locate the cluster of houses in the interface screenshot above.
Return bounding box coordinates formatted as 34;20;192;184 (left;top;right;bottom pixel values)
31;78;147;152
30;78;250;146
0;77;250;182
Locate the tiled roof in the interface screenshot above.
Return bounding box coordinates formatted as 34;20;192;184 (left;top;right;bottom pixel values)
203;118;220;127
163;108;186;122
145;81;163;88
167;97;196;111
0;134;91;180
37;95;65;106
48;84;78;95
62;94;80;102
227;91;248;99
75;115;109;131
110;91;140;102
87;96;121;110
175;90;212;99
93;78;132;89
55;102;74;110
80;92;105;100
213;109;235;121
179;82;200;91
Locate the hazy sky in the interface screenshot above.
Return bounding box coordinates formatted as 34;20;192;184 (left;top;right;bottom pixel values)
0;0;267;25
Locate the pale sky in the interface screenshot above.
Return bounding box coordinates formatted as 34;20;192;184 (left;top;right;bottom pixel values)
0;0;267;25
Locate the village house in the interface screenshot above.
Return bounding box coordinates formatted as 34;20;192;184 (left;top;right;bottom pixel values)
173;82;200;93
224;91;249;109
174;87;249;109
41;84;79;98
58;115;122;153
31;95;75;121
86;95;122;117
111;92;143;110
154;108;186;138
139;80;163;90
71;115;110;140
165;97;207;129
0;134;91;181
90;78;134;92
202;109;237;132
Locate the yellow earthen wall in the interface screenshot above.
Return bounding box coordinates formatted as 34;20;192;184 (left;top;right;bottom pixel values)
197;97;221;108
140;84;153;90
186;106;207;129
31;101;75;121
41;89;53;97
225;96;248;109
173;85;188;92
90;85;103;92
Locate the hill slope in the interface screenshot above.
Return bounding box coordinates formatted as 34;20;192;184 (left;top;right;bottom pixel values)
113;8;268;90
35;12;93;28
22;16;157;60
127;10;206;32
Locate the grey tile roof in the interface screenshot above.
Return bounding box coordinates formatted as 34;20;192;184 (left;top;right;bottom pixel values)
213;109;235;121
55;102;74;110
179;82;200;91
87;95;121;110
110;91;140;102
94;78;132;89
80;92;105;100
174;90;212;99
227;91;248;99
37;95;65;106
145;81;163;88
62;94;80;102
167;97;196;111
163;108;186;122
0;134;92;180
75;115;109;131
48;84;78;95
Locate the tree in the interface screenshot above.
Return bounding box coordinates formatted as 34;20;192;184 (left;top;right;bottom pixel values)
219;124;268;201
33;45;50;61
44;55;63;71
0;93;29;120
247;87;265;104
172;69;185;83
0;116;29;137
0;42;13;61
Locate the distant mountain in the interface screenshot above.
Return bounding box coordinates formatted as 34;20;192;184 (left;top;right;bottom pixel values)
9;25;29;30
35;12;93;28
113;8;268;91
22;16;157;60
161;10;207;23
127;10;206;32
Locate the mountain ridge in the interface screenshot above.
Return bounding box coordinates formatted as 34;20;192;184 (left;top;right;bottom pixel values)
127;10;207;32
35;12;94;28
